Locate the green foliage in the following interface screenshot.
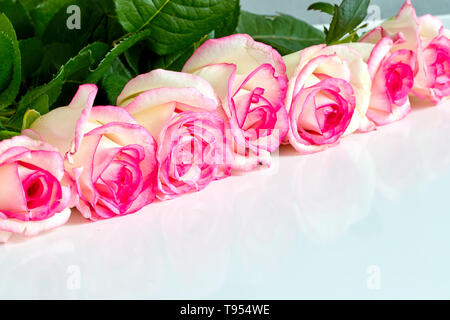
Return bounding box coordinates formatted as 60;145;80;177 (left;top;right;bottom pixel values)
237;11;325;56
307;2;335;15
114;0;239;55
310;0;370;44
22;108;42;130
19;38;44;79
0;14;21;109
214;0;241;38
0;0;34;38
86;29;152;83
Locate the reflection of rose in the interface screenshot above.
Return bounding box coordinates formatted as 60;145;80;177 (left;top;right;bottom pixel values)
234;173;298;284
283;44;371;154
161;189;233;298
293;144;375;243
367;124;421;200
72;209;166;299
0;239;75;298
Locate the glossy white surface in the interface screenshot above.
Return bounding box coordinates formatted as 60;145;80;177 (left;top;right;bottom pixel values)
1;98;450;299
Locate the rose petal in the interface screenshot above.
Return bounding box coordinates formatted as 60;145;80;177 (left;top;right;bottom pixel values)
117;69;219;108
0;163;27;213
190;63;237;109
0;208;71;239
183;34;286;77
418;14;444;41
366;99;412;125
30;84;98;158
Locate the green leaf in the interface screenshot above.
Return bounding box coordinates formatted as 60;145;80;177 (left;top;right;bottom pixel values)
86;28;152;83
24;0;114;70
28;0;73;37
101;59;133;104
15;42;108;117
92;14;125;45
114;0;240;55
19;37;44;79
237;11;325;56
63;42;111;81
29;93;49;115
8;74;62;130
8;42;108;130
22;108;41;130
153;33;208;71
0;13;22;110
18;73;63;113
214;0;240;38
0;0;35;38
124;43;145;75
102;74;131;105
326;0;370;44
307;2;336;15
0;34;14;93
0;129;19;140
39;0;107;46
152;44;195;71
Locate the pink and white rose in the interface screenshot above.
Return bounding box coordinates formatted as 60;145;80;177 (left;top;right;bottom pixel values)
283;44;372;154
182;34;289;171
28;85;158;221
0;136;71;243
361;0;450;104
117;69;233;197
157;111;232;200
349;35;417;125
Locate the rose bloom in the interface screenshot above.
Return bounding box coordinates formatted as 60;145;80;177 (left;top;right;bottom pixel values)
0;136;71;243
28;84;158;221
283;44;372;154
349;34;417;126
182;34;289;171
361;0;450;104
157;111;232;200
117;69;232;197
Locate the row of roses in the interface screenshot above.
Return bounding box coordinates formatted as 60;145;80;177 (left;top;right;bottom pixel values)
0;0;448;243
